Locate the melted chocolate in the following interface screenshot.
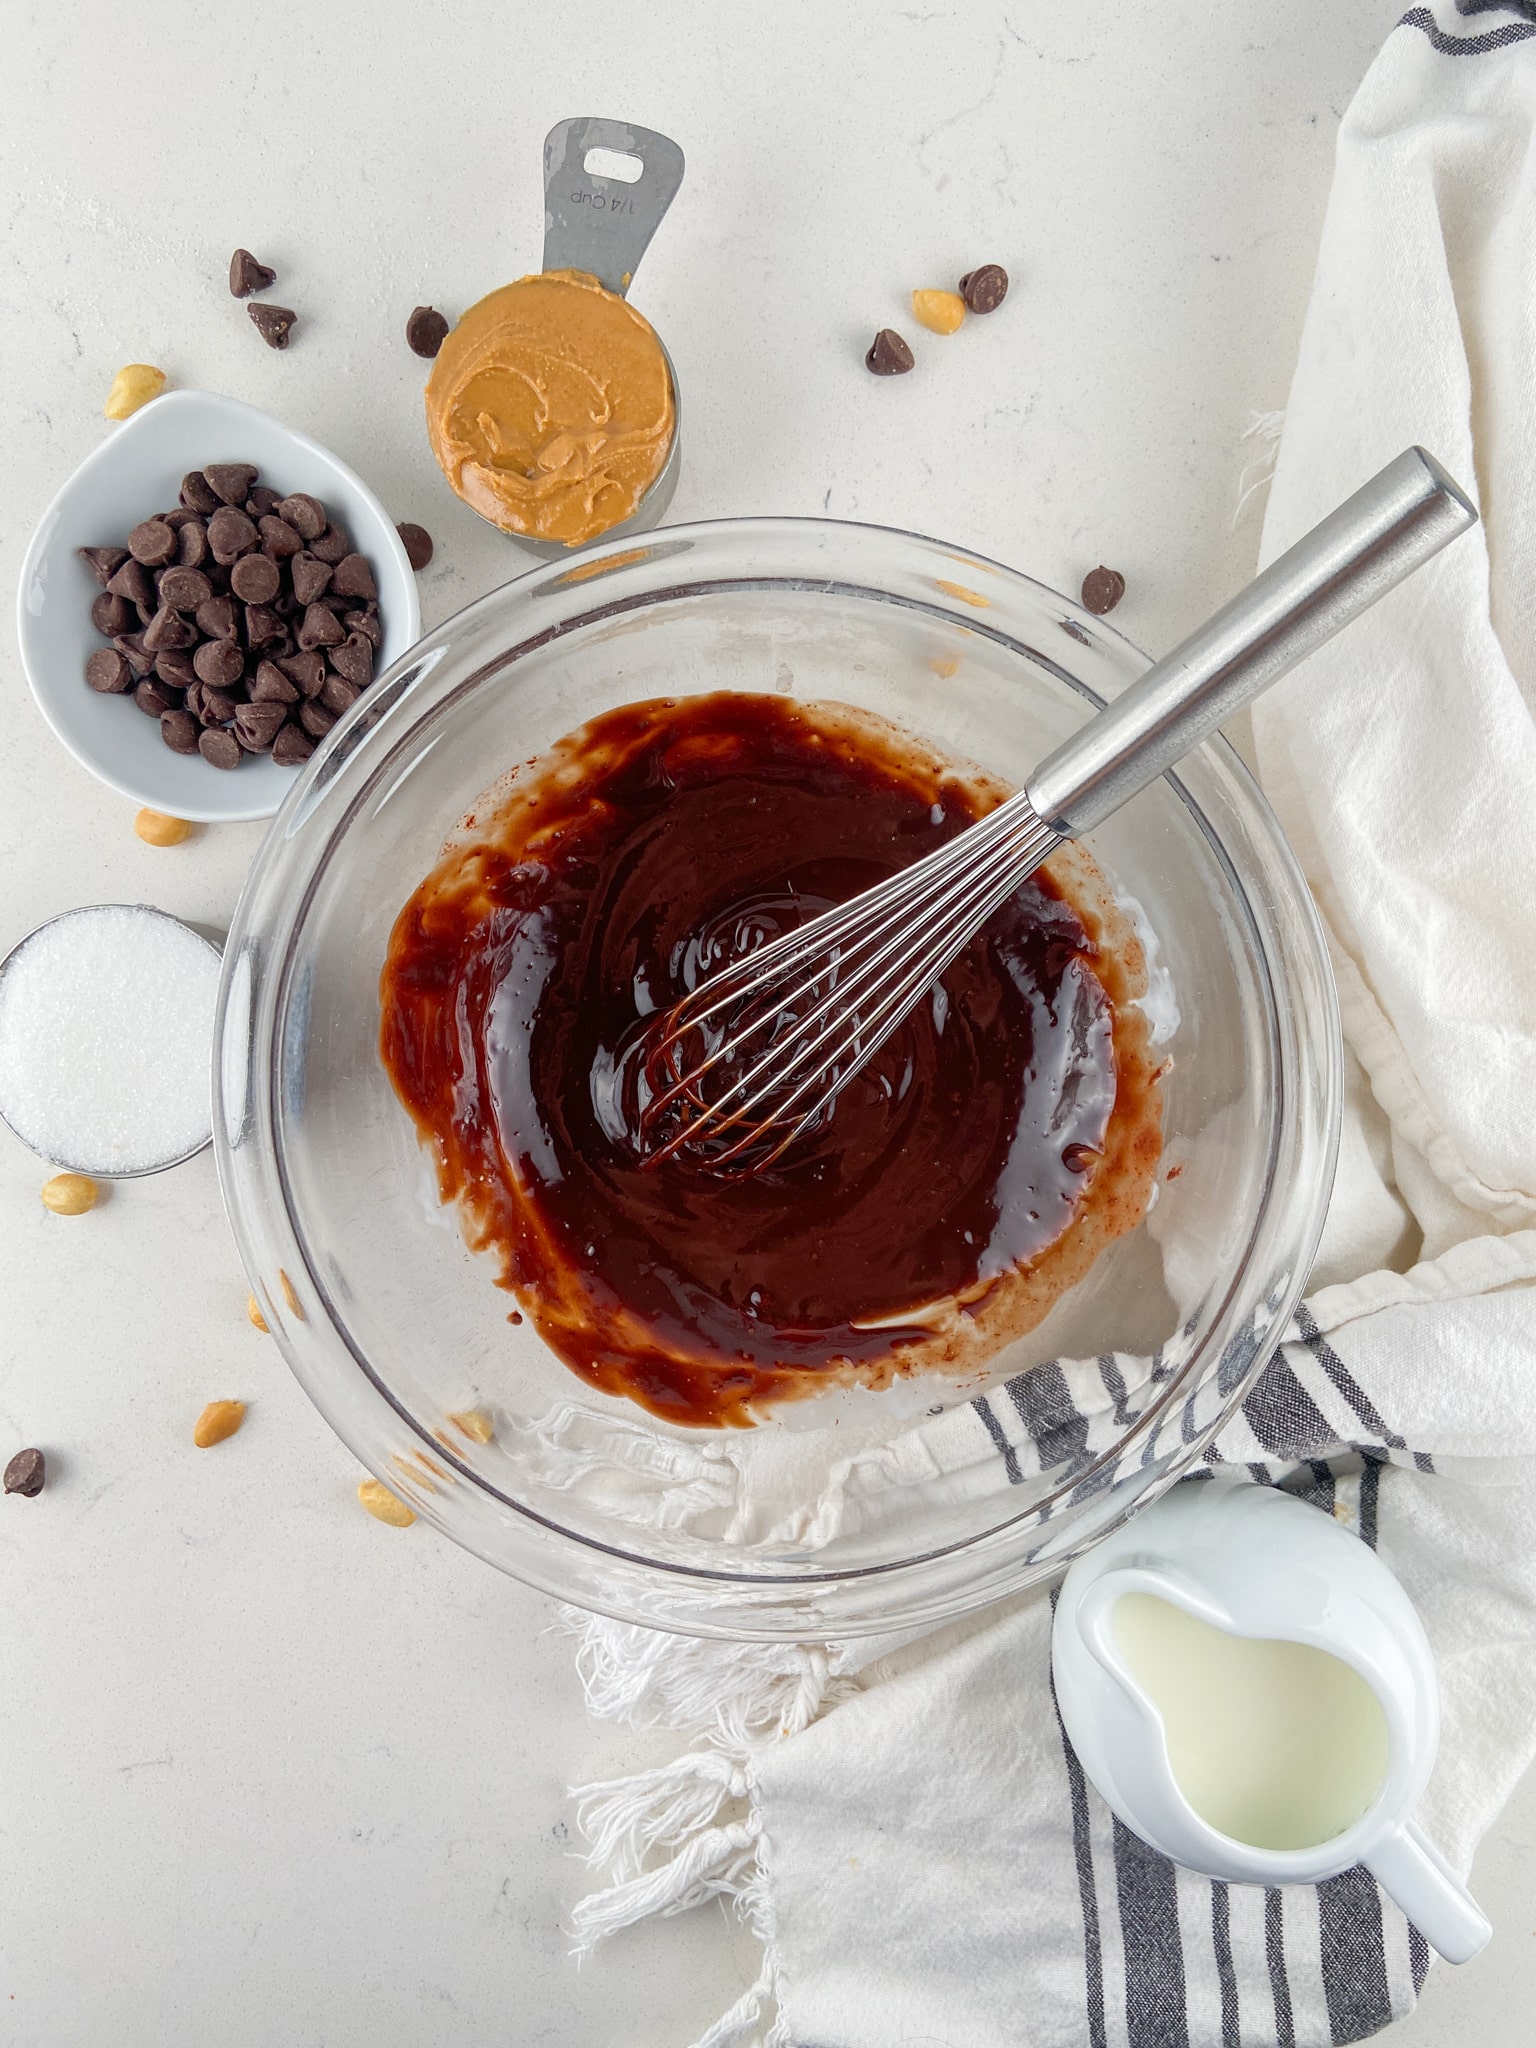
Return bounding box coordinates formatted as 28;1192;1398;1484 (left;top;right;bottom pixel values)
380;694;1158;1427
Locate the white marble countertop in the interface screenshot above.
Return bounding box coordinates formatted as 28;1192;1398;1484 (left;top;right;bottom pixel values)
2;4;1530;2041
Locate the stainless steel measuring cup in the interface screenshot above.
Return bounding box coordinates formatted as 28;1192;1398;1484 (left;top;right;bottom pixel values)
502;116;685;561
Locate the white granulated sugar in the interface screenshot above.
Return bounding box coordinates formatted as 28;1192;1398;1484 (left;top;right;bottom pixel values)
0;906;220;1174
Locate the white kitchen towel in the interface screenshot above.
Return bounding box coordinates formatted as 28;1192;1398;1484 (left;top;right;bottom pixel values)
565;8;1536;2045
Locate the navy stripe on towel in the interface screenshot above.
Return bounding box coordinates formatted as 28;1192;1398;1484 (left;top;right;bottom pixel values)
1318;1865;1393;2043
1114;1815;1190;2048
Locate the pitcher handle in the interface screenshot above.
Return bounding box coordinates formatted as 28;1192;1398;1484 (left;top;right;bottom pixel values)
1364;1820;1491;1964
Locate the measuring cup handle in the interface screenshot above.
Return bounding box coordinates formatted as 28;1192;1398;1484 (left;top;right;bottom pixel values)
1364;1819;1491;1964
542;118;685;298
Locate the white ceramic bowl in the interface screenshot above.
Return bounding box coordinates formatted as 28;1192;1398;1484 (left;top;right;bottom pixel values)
16;389;421;824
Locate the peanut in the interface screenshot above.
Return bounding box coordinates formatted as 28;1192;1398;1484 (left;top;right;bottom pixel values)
41;1172;98;1215
103;363;167;420
357;1478;415;1527
134;808;194;847
193;1399;246;1448
911;289;966;336
246;1294;268;1333
449;1408;495;1445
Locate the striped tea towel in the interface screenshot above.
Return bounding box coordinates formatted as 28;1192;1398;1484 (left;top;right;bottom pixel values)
564;7;1536;2044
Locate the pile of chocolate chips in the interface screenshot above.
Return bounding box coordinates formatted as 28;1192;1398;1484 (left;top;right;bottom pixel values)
79;464;382;771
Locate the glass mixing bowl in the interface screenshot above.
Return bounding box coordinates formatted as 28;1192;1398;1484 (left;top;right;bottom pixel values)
214;519;1340;1639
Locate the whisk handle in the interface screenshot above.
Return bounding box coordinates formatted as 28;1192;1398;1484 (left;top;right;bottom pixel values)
1024;446;1477;839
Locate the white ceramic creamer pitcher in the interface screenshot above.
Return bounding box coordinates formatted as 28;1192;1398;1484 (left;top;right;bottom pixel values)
1051;1476;1490;1964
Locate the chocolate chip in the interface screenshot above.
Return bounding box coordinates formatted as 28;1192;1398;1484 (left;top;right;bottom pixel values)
251;660;299;704
205;463;259;507
406;305;450;358
320;671;361;715
278;650;327;697
247;483;282;517
3;1448;45;1498
343;607;382;651
328;633;374;688
298;602;344;649
157;566;213;611
308;525;350;565
245;603;285;647
230;553;281;604
249;302;297;350
195;594;240;641
207;507;258;564
90;592;135;637
234;700;288;752
199;728;242;770
106;558;156;606
153;648;198;690
161;708;201;754
112;632;154;678
126;518;177;567
181;470;222;515
865;329;915;376
330;553;377;601
142;605;197;652
134;676;181;716
958;264;1008;314
197;687;240;726
299;699;338;738
289;552;331;604
229;248;277;298
159;508;199;531
272;721;316;766
259;515;305;560
177;519;210;568
85;647;133;693
78;545;128;586
1080;565;1126;616
276;494;327;541
397;522;433;571
193;638;245;689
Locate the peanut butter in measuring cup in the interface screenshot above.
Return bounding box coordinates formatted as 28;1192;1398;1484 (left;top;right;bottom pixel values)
425;119;684;555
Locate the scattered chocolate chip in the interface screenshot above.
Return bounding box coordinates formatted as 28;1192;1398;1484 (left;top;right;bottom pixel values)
308;525;350;565
199;728;242;770
397;522;433;571
195;594;240;641
288;552;332;605
3;1448;45;1498
193;637;245;689
153;648;198;690
251;660;299;704
134;676;181;716
85;647;132;694
1080;565;1126;616
205;463;259;508
275;494;327;541
230;552;281;604
330;553;377;602
161;708;201;754
112;632;154;678
406;305;450;358
127;518;177;567
278;650;327;697
176;519;210;568
865;328;915;376
90;592;135;637
180;470;222;514
328;634;374;688
234;701;288;752
246;484;283;519
157;566;213;611
272;721;316;766
229;248;277;299
142;605;198;652
258;515;304;560
958;264;1009;315
299;699;338;738
106;558;156;606
78;545;128;586
249;302;297;350
298;601;344;649
207;506;257;564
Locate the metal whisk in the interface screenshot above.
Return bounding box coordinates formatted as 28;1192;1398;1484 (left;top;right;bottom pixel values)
642;448;1476;1174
